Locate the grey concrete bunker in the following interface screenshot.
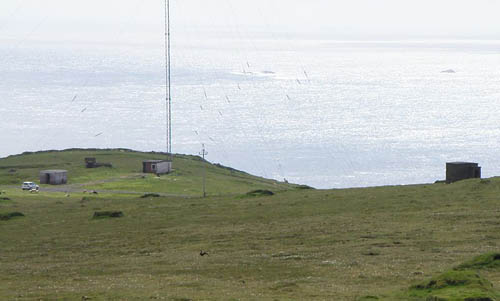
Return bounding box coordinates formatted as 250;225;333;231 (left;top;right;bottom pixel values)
446;162;481;183
39;170;68;185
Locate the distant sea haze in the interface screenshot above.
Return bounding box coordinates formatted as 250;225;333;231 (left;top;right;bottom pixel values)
2;39;500;188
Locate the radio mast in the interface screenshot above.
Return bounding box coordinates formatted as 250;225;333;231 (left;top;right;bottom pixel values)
164;0;172;156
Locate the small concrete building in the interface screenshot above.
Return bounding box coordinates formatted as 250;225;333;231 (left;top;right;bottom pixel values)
143;160;172;174
85;157;97;168
85;157;112;168
446;162;481;183
39;170;68;185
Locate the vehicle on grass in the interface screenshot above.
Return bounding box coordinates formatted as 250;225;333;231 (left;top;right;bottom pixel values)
21;182;39;191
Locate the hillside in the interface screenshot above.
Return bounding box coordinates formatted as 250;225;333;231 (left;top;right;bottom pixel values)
0;150;499;300
0;149;300;196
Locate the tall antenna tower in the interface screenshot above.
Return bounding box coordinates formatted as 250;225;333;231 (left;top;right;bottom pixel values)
164;0;172;156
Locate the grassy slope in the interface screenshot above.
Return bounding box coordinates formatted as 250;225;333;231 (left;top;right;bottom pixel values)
0;149;296;196
0;155;499;300
377;253;500;300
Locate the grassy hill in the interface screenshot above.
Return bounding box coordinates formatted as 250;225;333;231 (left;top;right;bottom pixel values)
0;150;499;300
0;149;300;196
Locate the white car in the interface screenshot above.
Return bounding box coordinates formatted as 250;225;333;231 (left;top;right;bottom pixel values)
21;182;39;191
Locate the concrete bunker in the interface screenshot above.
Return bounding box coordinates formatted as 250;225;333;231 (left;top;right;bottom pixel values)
143;160;172;175
446;162;481;183
39;170;68;185
85;157;112;168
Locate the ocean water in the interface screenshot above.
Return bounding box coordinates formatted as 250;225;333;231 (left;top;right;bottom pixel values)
1;38;500;188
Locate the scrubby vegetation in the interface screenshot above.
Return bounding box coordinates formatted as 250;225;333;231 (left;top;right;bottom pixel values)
360;253;500;300
455;252;500;271
405;270;497;300
245;189;275;197
93;211;124;219
0;211;24;220
141;193;161;198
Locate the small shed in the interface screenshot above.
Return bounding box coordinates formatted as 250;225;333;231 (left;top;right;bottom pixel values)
85;157;97;168
143;160;172;174
446;162;481;183
85;157;112;168
39;170;68;185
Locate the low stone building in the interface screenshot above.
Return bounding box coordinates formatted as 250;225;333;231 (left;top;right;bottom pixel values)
39;170;68;185
85;157;112;168
143;160;172;174
446;162;481;183
85;157;98;168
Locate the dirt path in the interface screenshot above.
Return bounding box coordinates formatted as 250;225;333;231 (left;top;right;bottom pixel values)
0;184;192;198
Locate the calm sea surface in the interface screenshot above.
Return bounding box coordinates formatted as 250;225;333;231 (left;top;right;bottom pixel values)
1;38;500;188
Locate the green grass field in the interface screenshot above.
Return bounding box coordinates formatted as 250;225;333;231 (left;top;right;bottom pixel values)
0;149;297;196
0;150;499;300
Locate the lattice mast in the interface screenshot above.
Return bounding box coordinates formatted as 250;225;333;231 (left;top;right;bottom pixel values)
164;0;172;156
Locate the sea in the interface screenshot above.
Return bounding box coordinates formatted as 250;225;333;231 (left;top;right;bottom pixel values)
1;37;500;189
